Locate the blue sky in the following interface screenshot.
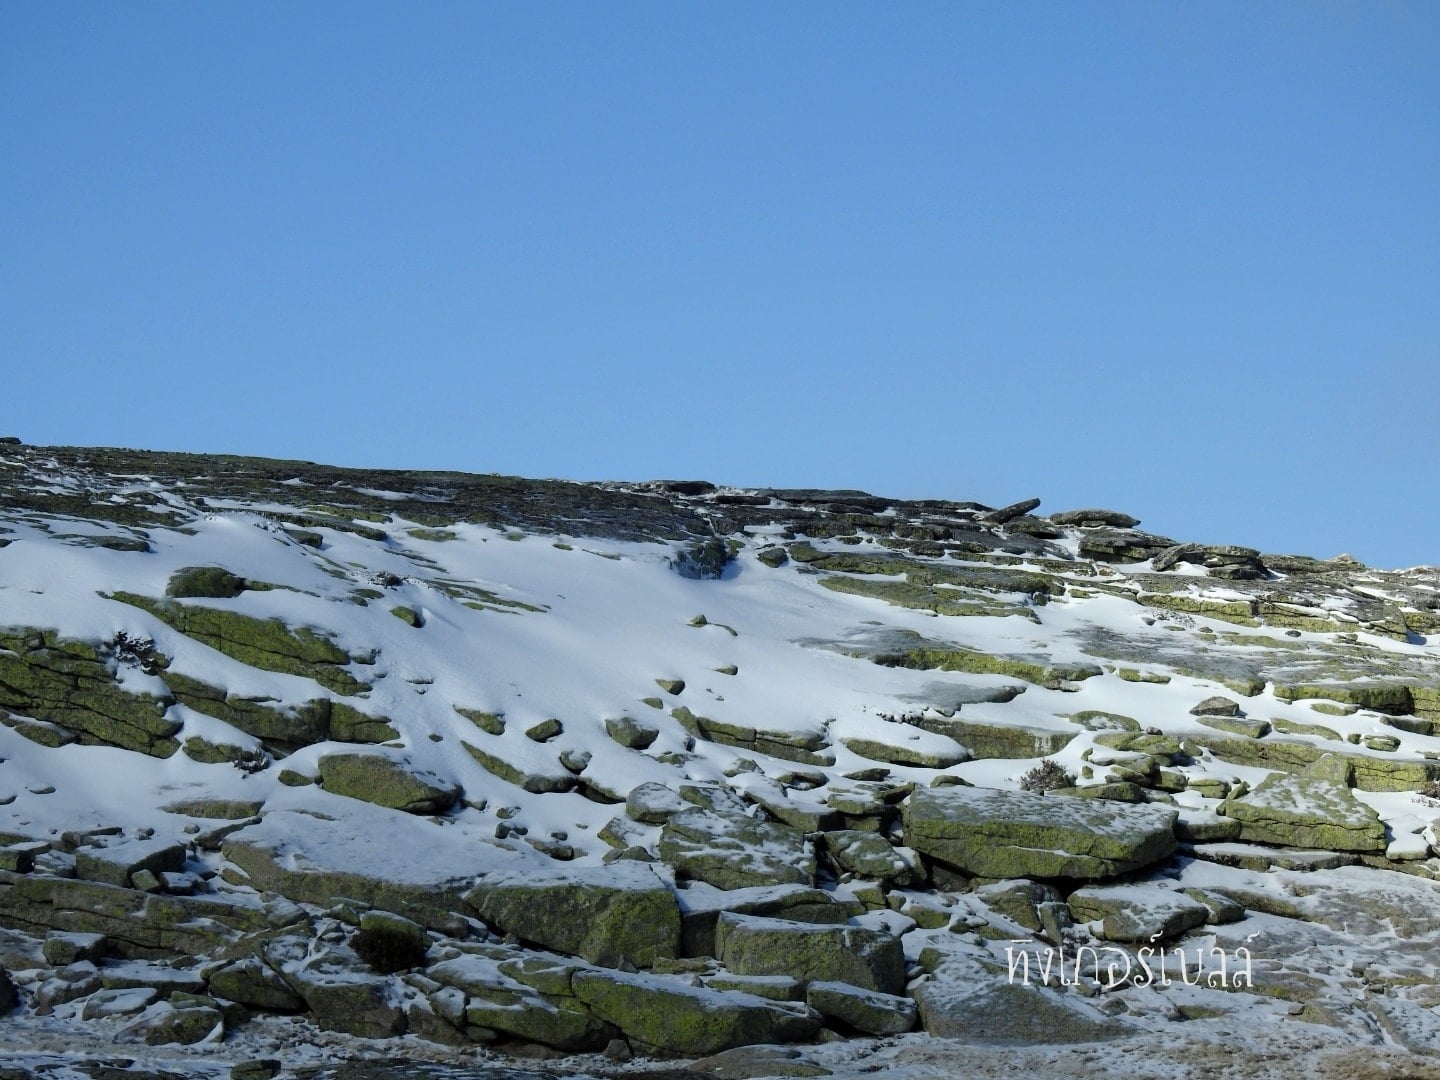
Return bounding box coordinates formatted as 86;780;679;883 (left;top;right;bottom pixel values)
3;4;1437;567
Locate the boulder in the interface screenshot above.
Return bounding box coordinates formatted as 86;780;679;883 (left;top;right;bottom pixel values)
903;785;1177;880
820;831;918;885
912;955;1132;1043
353;910;430;973
1190;696;1243;717
425;951;610;1051
973;879;1061;932
714;912;905;995
1066;884;1212;942
207;958;306;1011
465;864;680;968
571;968;821;1055
606;715;659;750
659;806;816;890
626;781;688;823
73;839;188;889
1222;774;1386;852
119;1001;224;1045
165;566;248;598
287;969;407;1038
317;752;460;814
805;981;917;1035
1050;508;1140;528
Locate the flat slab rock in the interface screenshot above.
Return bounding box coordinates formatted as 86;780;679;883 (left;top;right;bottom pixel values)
1067;884;1212;943
903;785;1178;880
1222;774;1386;853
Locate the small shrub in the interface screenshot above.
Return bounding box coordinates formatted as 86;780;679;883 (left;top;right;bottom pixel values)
107;631;162;674
233;748;270;775
1019;758;1076;793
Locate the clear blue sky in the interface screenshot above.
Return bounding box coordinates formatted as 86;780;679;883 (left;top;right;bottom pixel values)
3;4;1437;567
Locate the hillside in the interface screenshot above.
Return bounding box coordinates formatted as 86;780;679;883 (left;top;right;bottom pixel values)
4;442;1440;1079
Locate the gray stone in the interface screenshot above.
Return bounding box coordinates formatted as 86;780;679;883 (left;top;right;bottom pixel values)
1066;884;1212;942
1223;774;1386;852
605;715;659;750
715;912;905;995
465;863;680;967
571;967;821;1056
73;839;187;889
903;785;1177;880
317;752;460;814
659;807;815;890
805;980;917;1035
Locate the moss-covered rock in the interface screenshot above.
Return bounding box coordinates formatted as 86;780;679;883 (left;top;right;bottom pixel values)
840;735;966;769
914;715;1076;759
806;981;917;1035
112;594;367;695
605;715;659;749
1066;884;1211;942
317;752;460;814
454;706;505;735
903;785;1177;880
659;806;815;890
0;627;179;756
206;958;305;1012
1222;774;1386;852
1196;735;1440;792
164;672;331;751
165;566;248;599
716;912;905;995
571;968;821;1055
460;740;575;794
465;865;681;967
327;701;399;743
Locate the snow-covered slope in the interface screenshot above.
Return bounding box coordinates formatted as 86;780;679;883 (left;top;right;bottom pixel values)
4;442;1440;1079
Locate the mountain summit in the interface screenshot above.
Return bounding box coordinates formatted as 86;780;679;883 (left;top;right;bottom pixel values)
3;442;1440;1077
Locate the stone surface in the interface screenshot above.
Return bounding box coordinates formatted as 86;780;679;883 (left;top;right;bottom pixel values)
1222;774;1387;852
571;968;821;1055
465;865;681;967
659;806;816;890
317;752;460;814
903;785;1178;879
715;912;905;995
1066;884;1212;942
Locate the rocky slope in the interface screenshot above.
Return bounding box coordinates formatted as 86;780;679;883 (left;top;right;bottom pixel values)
4;441;1440;1078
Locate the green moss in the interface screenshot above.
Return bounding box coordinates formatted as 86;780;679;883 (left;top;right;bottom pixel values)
1271;717;1342;741
317;752;459;813
756;547;788;568
407;528;457;542
1115;668;1171;684
112;593;367;695
165;566;248;599
388;605;423;627
164;672;332;750
1067;711;1142;733
328;701;399;743
864;645;1100;690
1139;593;1260;626
819;575;1039;621
571;970;818;1056
460;740;575;794
1273;682;1413;715
0;627;179;756
454;706;506;735
181;736;251;764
